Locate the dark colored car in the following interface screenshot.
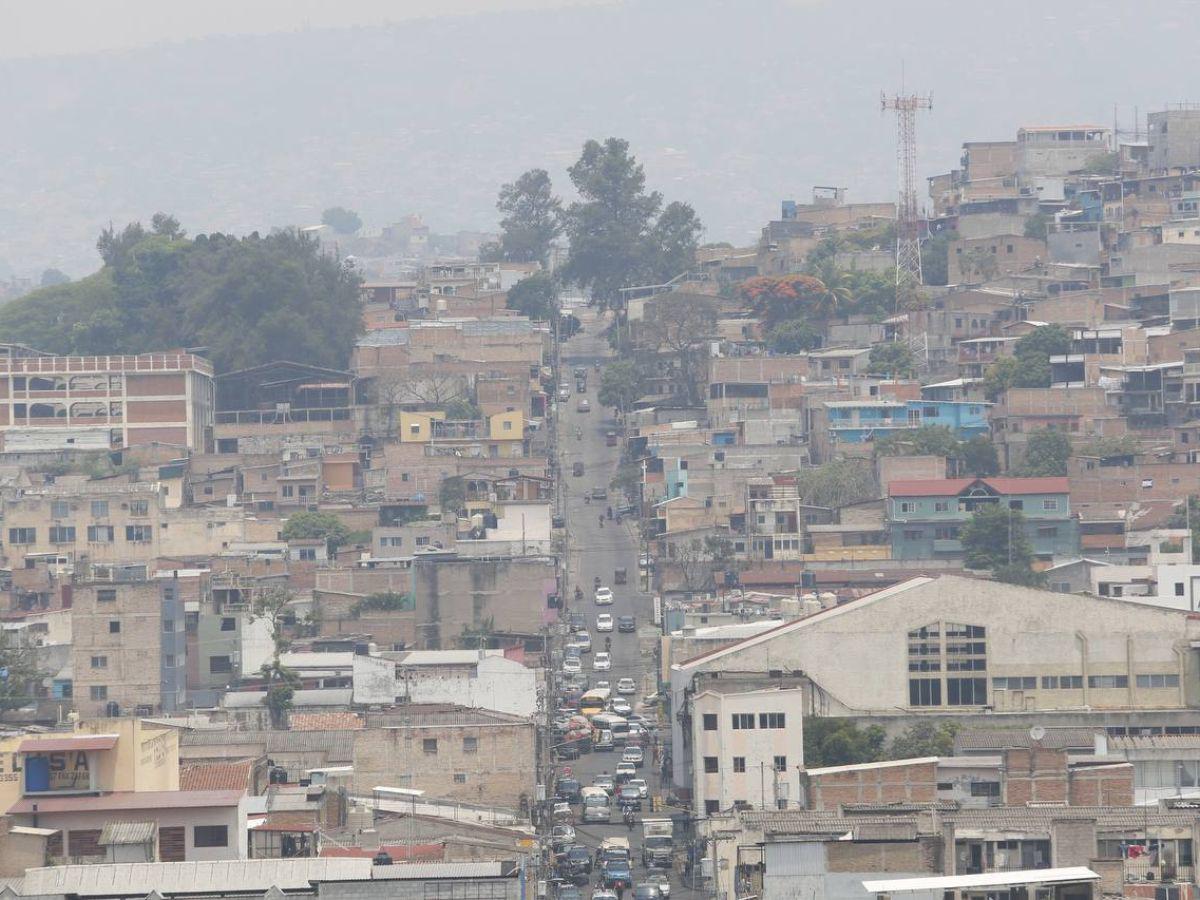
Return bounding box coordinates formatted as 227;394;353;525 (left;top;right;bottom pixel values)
602;861;633;890
617;616;636;633
568;613;587;631
633;885;662;900
555;778;582;804
556;741;581;761
564;846;593;875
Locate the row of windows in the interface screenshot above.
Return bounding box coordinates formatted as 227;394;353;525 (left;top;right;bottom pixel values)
11;524;152;544
704;755;788;774
993;674;1180;691
421;737;480;754
47;499;150;519
704;712;788;731
909;677;987;707
897;498;1060;515
901;524;1059;540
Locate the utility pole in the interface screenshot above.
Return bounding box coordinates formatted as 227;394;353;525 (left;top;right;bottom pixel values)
881;88;933;302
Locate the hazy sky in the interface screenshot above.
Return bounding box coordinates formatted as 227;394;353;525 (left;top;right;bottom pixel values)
0;0;609;58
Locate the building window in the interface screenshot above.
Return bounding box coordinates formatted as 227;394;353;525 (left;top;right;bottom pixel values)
993;677;1037;690
423;739;438;755
759;713;786;729
298;548;316;561
463;737;479;753
1041;675;1083;689
703;757;719;774
1176;583;1187;597
125;525;152;542
281;485;294;498
934;501;949;512
731;713;755;730
1137;674;1181;688
733;757;746;773
87;525;115;542
453;773;467;783
8;528;35;545
1042;499;1059;510
97;588;117;603
970;781;1001;798
1009;500;1024;510
1088;675;1129;689
90;655;107;669
934;526;958;540
164;654;177;667
48;526;75;544
208;655;232;674
193;825;229;848
900;502;915;513
774;756;787;772
51;500;70;519
162;619;175;633
909;678;941;706
91;501;109;518
702;714;718;731
705;800;719;814
903;529;923;540
108;621;121;634
89;686;107;701
1036;526;1058;538
129;500;150;517
220;617;236;632
947;678;986;705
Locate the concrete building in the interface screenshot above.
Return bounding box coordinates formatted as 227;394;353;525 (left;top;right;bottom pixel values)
669;574;1200;792
0;352;214;453
71;572;186;717
0;719;248;863
1016;126;1112;180
689;679;806;814
947;235;1046;284
888;477;1080;563
390;649;540;718
353;708;536;809
1149;107;1200;172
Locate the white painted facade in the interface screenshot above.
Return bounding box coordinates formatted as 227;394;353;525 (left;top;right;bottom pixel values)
396;650;539;718
690;687;805;814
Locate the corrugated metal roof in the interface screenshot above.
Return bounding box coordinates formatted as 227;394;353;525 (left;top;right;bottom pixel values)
357;329;411;347
9;789;244;815
99;822;157;845
20;859;374;895
1109;734;1200;750
19;733;119;753
955;727;1102;751
864;867;1099;894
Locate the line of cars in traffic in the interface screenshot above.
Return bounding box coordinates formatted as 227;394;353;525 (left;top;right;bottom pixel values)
550;832;673;900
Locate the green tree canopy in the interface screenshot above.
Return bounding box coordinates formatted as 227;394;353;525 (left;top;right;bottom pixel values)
0;221;363;373
889;721;959;758
598;359;644;415
961;504;1035;573
561;138;702;307
40;268;70;287
982;325;1070;398
505;272;558;321
644;292;718;404
765;319;822;354
321;206;362;234
1014;428;1072;477
794;460;877;510
439;475;467;514
875;425;962;459
442;399;481;420
281;511;351;554
496;168;562;265
920;229;957;286
804;718;887;767
868;341;916;378
959;435;1000;476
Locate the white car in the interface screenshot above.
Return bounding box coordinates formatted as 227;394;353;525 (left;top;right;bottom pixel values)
594;680;611;690
615;762;636;778
571;631;592;654
593;651;612;671
562;656;582;675
594;586;613;605
616;677;637;694
622;745;644;768
596;613;614;632
626;778;649;799
611;697;633;716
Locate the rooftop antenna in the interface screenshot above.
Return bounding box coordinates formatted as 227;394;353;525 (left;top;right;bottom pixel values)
881;70;933;305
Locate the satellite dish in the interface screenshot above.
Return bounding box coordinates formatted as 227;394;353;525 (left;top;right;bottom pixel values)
1029;725;1046;743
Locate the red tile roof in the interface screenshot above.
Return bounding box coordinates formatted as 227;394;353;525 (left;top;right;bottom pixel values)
180;759;256;792
18;734;118;753
888;477;1069;497
8;789;243;815
289;712;365;731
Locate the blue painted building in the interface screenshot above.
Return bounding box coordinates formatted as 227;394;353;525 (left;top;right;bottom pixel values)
823;399;991;447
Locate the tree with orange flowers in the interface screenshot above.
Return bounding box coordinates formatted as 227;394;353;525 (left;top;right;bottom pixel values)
738;274;829;330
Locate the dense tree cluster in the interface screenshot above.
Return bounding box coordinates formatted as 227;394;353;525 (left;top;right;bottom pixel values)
0;218;363;373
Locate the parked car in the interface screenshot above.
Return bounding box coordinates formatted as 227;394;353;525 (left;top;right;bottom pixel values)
616;615;636;633
616;677;637;694
593;651;611;671
594;586;614;605
596;613;614;632
638;553;656;569
551;825;576;849
564;845;594;875
555;777;582;803
556;742;581;761
562;656;582;675
572;462;584;477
